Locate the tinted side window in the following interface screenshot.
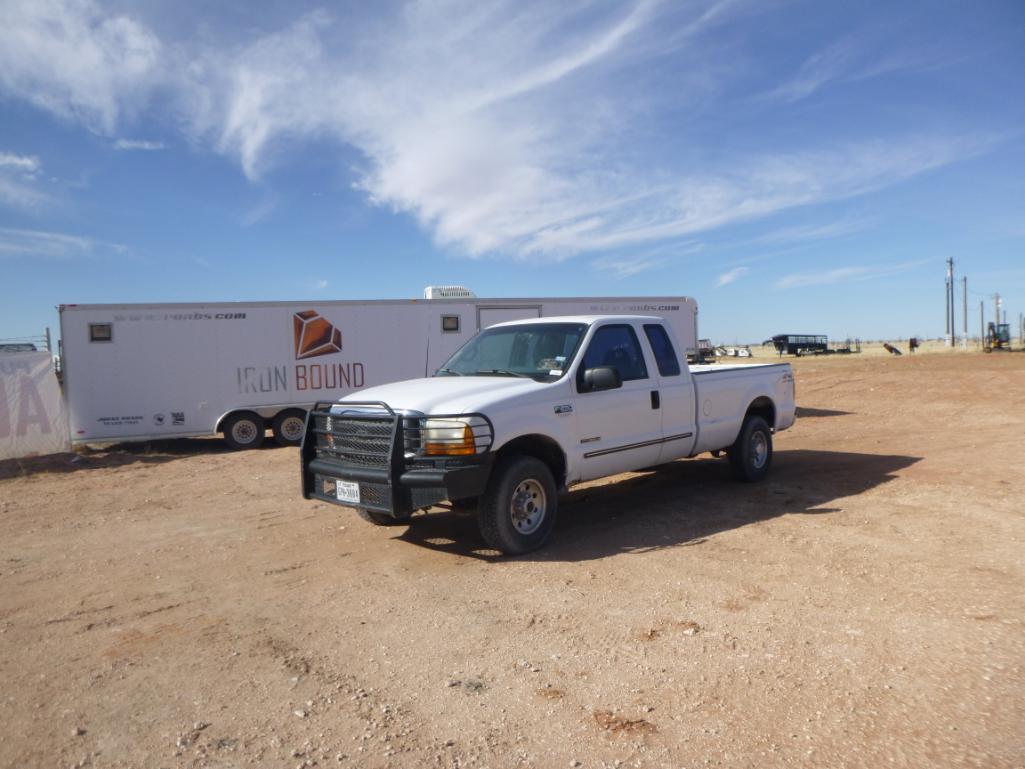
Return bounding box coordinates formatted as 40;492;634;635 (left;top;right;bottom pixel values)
643;324;681;376
579;325;648;384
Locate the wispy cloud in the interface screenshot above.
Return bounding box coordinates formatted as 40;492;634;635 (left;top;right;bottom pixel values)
592;254;667;278
763;31;941;104
0;152;41;173
314;279;329;290
774;259;927;289
113;138;166;151
716;266;748;286
0;151;47;208
0;0;161;133
748;218;870;246
0;2;997;261
240;196;277;227
0;226;126;258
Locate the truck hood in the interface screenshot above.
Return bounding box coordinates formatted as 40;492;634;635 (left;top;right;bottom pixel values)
338;376;548;415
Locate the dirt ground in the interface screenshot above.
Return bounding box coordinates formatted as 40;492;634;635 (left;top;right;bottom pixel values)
2;352;1024;769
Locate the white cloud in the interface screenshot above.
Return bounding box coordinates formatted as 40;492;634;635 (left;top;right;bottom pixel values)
0;0;161;133
113;138;166;150
592;255;667;278
0;152;41;173
749;218;869;246
314;279;329;290
0;2;996;260
716;266;748;286
0;226;125;258
763;31;941;104
240;196;277;227
0;152;47;208
774;259;927;289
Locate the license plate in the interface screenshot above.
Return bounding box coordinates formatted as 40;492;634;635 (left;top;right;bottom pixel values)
336;481;360;504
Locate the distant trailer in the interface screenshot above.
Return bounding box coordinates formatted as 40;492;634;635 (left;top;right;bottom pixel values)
772;334;828;356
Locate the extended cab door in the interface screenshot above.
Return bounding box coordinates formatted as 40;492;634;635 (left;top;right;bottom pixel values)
571;323;663;481
642;322;697;462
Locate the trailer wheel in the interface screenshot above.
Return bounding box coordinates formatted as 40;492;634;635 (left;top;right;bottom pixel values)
272;409;307;447
478;456;557;555
357;508;412;526
727;416;772;482
222;411;265;450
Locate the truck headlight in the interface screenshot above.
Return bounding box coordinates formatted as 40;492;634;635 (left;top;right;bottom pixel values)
421;416;492;456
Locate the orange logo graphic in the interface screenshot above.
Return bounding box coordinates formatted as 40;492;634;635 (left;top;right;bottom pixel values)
293;310;342;359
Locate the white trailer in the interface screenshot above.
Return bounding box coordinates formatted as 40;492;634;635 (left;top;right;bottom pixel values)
59;290;698;448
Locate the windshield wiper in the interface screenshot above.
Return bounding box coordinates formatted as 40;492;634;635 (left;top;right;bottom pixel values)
475;369;531;378
435;368;464;376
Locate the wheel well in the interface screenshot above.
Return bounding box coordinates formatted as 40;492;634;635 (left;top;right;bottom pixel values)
495;434;567;489
745;396;776;430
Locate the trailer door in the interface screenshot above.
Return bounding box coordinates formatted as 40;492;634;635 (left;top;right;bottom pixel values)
476;305;541;330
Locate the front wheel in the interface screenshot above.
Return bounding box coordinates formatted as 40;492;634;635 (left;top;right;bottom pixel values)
728;416;773;482
478;456;557;555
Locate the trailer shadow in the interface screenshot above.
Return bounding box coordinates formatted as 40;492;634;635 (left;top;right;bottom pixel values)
395;449;920;562
0;438;286;480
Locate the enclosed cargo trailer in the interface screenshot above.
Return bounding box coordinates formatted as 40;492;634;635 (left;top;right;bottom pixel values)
60;291;698;448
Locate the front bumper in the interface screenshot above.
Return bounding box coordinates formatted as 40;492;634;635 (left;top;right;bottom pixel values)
300;402;494;518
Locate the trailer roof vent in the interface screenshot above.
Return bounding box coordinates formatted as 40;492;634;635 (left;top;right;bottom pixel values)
424;285;476;299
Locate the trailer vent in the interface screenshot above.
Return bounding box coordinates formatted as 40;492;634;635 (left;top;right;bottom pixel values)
423;285;476;299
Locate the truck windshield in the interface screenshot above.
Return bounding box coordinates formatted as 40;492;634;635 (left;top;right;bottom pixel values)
436;323;587;382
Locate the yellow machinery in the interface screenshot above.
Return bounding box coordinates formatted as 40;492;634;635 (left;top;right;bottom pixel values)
984;322;1011;352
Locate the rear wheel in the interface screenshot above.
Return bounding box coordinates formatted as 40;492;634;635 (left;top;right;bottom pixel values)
728;416;772;482
272;409;307;446
478;456;557;554
222;411;265;450
357;508;412;526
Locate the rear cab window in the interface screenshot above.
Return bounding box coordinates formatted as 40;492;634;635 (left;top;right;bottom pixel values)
643;323;681;376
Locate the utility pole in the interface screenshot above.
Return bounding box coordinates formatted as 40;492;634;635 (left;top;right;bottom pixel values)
980;301;984;348
945;257;955;345
961;277;968;349
944;276;951;344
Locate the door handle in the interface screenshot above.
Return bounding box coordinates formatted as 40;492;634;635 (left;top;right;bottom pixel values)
650;390;660;409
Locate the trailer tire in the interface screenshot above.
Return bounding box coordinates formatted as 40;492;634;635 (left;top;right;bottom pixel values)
478;456;557;555
272;409;307;447
728;416;772;482
222;411;265;450
357;508;412;526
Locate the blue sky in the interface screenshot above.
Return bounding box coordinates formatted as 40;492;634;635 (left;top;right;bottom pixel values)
1;0;1023;344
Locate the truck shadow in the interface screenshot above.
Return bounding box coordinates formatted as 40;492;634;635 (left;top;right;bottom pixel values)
0;438;287;480
395;449;920;562
794;407;853;418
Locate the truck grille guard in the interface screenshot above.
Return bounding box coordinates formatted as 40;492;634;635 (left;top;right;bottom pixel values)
300;401;493;514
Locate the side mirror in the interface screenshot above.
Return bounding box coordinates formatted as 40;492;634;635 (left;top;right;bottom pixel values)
581;366;622;393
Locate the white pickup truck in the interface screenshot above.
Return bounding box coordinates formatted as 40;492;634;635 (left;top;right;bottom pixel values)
301;316;795;554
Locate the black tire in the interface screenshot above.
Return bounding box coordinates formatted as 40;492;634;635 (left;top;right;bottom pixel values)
727;416;772;482
357;508;412;526
272;408;307;447
478;456;557;555
222;411;265;450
